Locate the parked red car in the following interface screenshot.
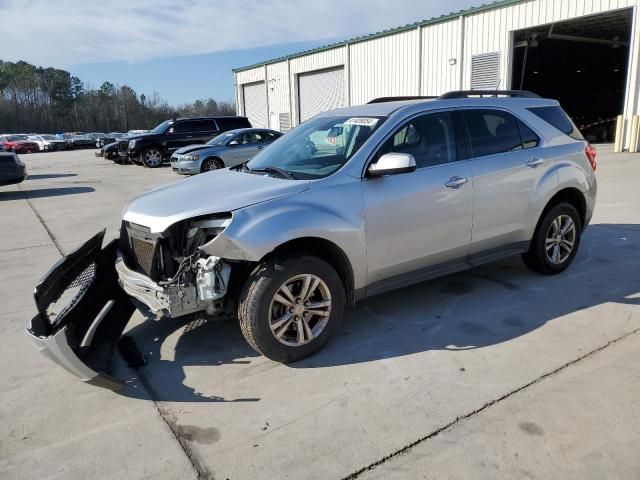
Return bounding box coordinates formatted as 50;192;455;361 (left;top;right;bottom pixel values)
0;135;40;154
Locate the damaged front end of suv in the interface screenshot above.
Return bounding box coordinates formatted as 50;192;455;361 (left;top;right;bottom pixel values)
26;213;239;390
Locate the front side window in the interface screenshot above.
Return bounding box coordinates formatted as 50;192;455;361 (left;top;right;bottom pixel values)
246;115;385;179
173;121;198;134
241;132;263;144
376;112;457;168
463;109;523;158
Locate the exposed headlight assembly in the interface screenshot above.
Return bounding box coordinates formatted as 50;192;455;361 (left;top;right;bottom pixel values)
187;215;232;242
185;154;200;161
128;140;136;149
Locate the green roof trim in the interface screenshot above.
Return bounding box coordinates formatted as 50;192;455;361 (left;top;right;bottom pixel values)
233;0;524;73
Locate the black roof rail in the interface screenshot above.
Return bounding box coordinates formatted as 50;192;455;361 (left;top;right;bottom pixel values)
439;90;541;99
367;96;437;104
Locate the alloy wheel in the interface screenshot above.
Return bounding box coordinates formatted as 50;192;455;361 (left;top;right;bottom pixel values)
205;158;223;171
144;149;162;167
269;274;332;347
545;214;576;264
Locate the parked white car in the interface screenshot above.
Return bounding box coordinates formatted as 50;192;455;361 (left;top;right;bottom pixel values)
28;134;60;151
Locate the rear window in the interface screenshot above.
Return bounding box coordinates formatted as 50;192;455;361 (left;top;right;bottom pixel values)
217;117;251;130
528;106;584;140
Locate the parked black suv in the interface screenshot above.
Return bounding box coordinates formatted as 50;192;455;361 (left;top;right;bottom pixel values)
120;116;252;167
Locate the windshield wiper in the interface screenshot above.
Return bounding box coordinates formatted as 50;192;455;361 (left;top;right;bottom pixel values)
251;166;298;180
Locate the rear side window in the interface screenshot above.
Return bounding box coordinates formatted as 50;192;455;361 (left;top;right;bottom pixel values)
217;117;251;130
528;106;584;140
518;120;540;149
463;110;523;157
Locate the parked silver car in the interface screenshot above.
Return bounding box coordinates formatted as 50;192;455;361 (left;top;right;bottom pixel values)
170;128;282;174
27;91;597;389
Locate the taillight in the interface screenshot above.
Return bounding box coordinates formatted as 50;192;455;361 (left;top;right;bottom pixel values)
585;144;597;171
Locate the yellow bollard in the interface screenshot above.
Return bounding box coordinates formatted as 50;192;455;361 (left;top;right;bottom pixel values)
614;115;624;153
630;115;640;153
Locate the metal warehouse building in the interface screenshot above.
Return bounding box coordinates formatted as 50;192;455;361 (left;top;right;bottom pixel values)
233;0;640;149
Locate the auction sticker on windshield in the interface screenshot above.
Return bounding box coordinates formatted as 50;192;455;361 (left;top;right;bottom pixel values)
344;117;379;127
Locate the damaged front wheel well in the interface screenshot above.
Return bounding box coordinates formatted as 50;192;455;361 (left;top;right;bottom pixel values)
261;237;355;307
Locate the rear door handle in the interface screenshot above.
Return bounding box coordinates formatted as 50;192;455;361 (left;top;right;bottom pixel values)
445;176;468;188
526;157;544;168
257;145;264;150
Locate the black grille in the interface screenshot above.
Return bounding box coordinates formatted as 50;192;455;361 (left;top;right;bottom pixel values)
118;140;129;153
48;261;97;326
130;237;156;277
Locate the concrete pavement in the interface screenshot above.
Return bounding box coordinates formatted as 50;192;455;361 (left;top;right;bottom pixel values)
0;146;638;479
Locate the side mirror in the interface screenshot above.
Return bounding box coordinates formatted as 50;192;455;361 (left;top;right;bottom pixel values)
229;140;240;146
368;153;417;177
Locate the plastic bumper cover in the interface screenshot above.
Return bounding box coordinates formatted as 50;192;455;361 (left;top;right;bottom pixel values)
25;231;136;390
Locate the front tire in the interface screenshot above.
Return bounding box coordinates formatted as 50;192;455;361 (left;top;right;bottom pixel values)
201;157;224;173
238;256;345;363
522;202;582;275
141;147;163;168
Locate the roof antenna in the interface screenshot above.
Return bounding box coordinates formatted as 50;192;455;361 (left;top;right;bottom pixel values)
494;77;502;96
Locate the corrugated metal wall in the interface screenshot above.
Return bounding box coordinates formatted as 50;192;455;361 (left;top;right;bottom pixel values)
349;29;419;105
234;0;640;146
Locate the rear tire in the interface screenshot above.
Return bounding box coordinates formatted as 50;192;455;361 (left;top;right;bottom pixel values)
141;147;164;168
201;157;224;173
522;202;582;275
238;255;345;363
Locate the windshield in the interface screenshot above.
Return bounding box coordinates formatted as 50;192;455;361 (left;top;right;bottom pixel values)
246;115;385;179
207;132;236;146
8;135;28;141
41;135;57;140
151;120;173;135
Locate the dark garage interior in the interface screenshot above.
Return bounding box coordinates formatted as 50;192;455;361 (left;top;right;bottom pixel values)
512;8;633;142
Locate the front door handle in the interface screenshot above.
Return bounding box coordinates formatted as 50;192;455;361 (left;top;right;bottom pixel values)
526;157;544;168
445;176;468;188
257;145;264;150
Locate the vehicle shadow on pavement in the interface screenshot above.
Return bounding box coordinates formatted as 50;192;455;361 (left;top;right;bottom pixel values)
120;313;262;403
27;173;77;180
116;223;639;401
293;223;640;368
0;186;94;200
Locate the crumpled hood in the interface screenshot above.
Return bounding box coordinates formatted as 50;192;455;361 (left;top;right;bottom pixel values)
123;168;310;233
174;144;215;155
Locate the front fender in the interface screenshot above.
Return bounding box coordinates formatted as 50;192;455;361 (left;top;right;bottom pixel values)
201;180;367;290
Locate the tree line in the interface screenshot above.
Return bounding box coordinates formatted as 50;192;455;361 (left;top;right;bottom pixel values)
0;60;236;134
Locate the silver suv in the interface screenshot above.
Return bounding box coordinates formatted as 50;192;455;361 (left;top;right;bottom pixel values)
27;91;597;389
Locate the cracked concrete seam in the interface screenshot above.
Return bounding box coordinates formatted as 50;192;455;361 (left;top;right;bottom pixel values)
341;328;640;480
17;184;65;256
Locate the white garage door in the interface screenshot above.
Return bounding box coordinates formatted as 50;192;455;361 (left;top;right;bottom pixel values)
298;67;346;122
243;82;268;128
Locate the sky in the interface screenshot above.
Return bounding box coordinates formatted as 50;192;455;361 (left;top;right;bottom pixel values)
2;0;480;104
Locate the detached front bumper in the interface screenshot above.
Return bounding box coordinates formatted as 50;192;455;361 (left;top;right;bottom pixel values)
26;231;136;390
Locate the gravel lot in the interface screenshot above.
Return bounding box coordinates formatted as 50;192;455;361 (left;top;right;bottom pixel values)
1;146;639;479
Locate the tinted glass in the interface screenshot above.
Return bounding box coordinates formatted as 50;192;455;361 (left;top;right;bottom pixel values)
241;132;262;144
518;120;540;149
464;109;523;157
528;106;584;140
378;112;456;168
263;132;280;142
172;121;196;134
217;117;252;130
